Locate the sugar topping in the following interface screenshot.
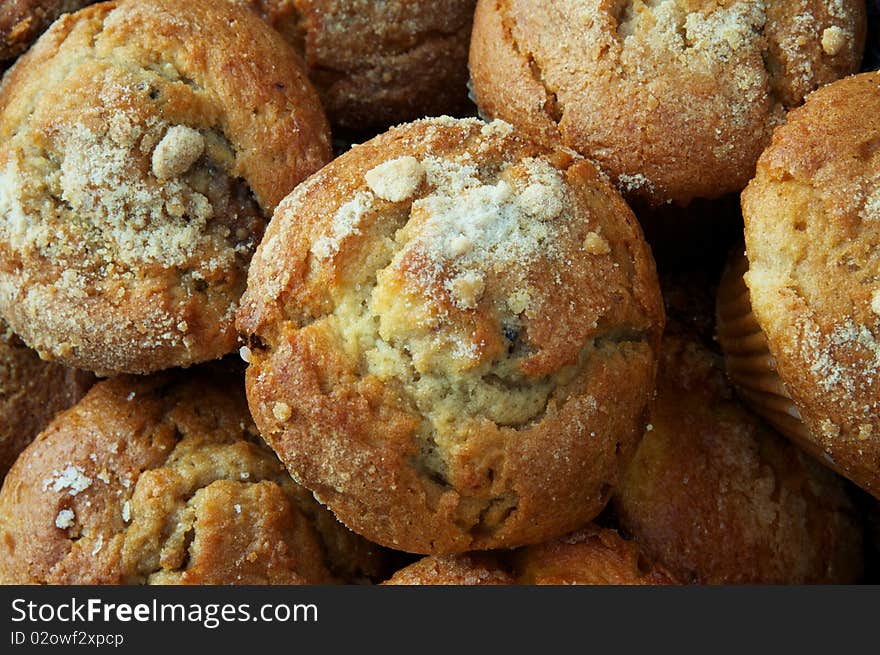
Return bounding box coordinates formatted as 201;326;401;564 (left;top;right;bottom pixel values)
365;156;425;202
42;465;93;496
311;191;375;260
797;315;880;398
409;156;566;310
616;173;655;195
862;185;880;222
871;290;880;316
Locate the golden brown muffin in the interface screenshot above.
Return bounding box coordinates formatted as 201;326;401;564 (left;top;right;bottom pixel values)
382;552;515;585
383;526;678;585
614;327;864;584
0;368;388;585
230;0;304;48
293;0;476;131
469;0;866;207
0;1;96;63
0;321;94;480
0;0;331;376
720;71;880;499
238;116;665;554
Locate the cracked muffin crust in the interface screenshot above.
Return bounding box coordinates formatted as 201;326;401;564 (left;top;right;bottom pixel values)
614;327;864;584
0;368;388;585
238;116;664;554
720;71;880;499
0;1;97;63
0;0;332;375
469;0;866;207
383;525;678;584
0;321;94;481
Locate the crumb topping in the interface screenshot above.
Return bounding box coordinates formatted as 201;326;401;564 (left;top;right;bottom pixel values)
821;25;847;55
55;509;76;530
42;465;93;496
151;125;205;180
365;156;425;202
583;232;611;255
409;155;566;312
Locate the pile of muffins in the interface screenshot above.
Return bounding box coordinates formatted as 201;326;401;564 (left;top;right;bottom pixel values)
0;0;877;586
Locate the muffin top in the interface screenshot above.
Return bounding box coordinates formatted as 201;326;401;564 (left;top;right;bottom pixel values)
0;1;97;62
239;116;664;553
294;0;476;130
614;327;864;584
383;526;678;585
742;71;880;497
469;0;866;206
0;0;331;375
0;368;387;585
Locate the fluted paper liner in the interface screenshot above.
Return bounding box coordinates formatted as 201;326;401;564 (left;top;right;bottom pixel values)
716;248;842;471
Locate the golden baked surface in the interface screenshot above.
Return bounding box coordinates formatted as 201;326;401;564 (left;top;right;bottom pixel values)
294;0;476;130
469;0;866;206
0;368;387;584
239;116;664;554
614;328;864;584
383;526;678;585
0;0;331;375
0;0;96;62
0;321;93;480
742;71;880;498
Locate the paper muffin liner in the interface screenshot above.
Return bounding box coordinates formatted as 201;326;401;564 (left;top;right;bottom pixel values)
716;248;825;460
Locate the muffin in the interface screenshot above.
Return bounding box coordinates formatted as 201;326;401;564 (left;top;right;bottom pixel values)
383;526;678;585
1;1;97;63
0;368;388;585
0;0;331;376
293;0;477;132
718;71;880;498
238;116;665;554
613;327;864;584
469;0;866;207
0;321;94;480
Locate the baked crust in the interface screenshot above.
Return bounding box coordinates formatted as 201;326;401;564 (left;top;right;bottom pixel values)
741;71;880;498
293;0;476;131
0;0;331;375
614;327;864;584
239;116;664;554
0;0;96;62
469;0;866;207
383;526;678;585
0;368;388;584
0;321;93;480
